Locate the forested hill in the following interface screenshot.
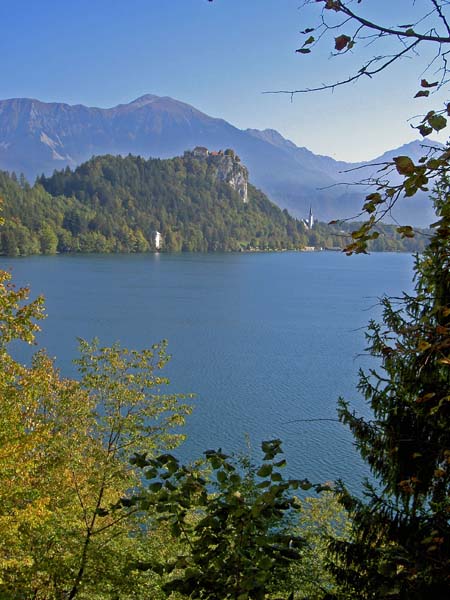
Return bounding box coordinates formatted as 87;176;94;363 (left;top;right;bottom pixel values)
0;151;428;256
0;151;309;254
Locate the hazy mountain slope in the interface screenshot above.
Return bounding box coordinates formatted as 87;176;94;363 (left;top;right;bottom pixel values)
0;95;435;225
245;129;436;226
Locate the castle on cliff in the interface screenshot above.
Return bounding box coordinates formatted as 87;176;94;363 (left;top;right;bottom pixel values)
187;147;248;203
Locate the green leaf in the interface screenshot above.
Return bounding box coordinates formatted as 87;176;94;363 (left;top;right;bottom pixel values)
418;124;433;137
229;473;241;485
217;470;227;484
414;90;430;98
363;202;376;214
393;156;415;175
257;464;273;478
428;114;447;131
130;452;149;468
256;480;271;488
296;48;311;54
396;225;415;238
149;481;163;492
426;158;442;170
144;467;158;479
299;479;313;491
261;439;283;458
365;192;382;204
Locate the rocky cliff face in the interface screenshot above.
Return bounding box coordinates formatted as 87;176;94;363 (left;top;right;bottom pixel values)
212;150;248;203
189;147;248;202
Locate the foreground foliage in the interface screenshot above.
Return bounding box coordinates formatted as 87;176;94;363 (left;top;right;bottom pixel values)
0;266;192;598
128;440;342;600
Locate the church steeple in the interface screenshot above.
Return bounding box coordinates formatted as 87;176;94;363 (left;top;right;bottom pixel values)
308;205;314;229
302;205;314;230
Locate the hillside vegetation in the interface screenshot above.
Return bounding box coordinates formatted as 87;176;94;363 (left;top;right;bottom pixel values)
0;152;427;256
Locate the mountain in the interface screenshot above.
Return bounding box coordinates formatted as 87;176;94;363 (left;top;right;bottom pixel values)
0;95;436;225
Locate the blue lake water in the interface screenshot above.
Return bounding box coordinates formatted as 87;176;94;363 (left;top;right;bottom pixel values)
1;251;415;489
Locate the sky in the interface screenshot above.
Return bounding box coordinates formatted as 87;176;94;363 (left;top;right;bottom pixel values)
1;0;448;161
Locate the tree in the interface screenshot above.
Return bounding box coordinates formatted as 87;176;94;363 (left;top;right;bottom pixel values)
0;252;193;598
0;266;47;587
40;222;59;254
289;492;351;599
324;175;450;598
129;440;331;600
64;338;192;599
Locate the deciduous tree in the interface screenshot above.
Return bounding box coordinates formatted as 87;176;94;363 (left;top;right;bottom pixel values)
0;259;192;598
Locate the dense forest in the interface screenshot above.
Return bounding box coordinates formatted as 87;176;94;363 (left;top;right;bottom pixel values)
0;152;428;256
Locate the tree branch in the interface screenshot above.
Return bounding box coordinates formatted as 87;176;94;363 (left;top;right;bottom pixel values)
431;0;450;36
329;0;450;43
264;40;420;95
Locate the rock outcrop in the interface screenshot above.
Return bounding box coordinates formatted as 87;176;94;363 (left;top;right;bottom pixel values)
190;147;248;203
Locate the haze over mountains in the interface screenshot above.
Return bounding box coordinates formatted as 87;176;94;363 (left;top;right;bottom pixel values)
0;94;435;225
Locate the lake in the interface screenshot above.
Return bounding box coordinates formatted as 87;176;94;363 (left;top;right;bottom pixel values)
1;251;415;490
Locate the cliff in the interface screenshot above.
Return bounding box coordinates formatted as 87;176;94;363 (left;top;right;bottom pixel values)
189;147;248;203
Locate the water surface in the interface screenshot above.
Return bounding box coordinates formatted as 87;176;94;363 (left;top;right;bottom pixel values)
2;251;414;488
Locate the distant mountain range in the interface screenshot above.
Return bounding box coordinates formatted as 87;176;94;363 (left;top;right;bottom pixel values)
0;94;436;225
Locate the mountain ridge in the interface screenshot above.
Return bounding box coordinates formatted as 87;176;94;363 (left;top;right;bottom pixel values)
0;94;435;225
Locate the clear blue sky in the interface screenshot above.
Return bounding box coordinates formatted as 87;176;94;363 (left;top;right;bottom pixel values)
1;0;447;161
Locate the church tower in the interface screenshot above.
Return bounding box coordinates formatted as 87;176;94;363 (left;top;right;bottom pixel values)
308;206;314;229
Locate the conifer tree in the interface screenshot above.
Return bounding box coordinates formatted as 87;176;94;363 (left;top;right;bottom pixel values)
329;176;450;598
